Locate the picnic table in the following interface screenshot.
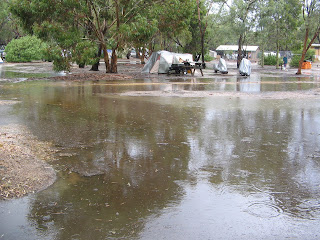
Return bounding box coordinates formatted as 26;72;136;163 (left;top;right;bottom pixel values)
168;62;204;76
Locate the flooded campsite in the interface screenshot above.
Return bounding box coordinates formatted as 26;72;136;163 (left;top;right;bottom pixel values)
1;61;320;239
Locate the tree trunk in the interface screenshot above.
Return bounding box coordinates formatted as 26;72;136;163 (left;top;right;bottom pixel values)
141;48;145;64
197;0;206;68
90;44;102;71
111;49;117;73
201;35;206;68
110;0;119;73
296;28;309;75
296;26;320;74
134;46;140;58
276;41;280;69
237;34;243;68
297;48;308;75
90;62;99;71
102;44;111;73
261;45;264;67
149;42;153;56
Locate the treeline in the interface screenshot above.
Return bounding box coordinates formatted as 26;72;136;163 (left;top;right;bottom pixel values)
1;0;319;74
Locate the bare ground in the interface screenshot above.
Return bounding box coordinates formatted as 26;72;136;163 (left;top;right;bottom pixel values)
0;121;56;200
1;60;320;200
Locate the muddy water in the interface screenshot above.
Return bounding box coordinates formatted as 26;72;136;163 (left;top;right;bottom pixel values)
1;74;320;239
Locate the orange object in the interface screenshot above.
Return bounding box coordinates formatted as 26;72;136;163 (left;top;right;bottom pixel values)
302;61;312;69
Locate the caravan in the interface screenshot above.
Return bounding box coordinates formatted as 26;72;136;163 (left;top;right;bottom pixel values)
142;51;193;74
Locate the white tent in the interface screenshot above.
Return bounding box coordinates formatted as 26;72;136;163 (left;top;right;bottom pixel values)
142;50;193;74
239;58;251;76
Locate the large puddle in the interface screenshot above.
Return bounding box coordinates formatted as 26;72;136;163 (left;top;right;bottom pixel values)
1;64;320;239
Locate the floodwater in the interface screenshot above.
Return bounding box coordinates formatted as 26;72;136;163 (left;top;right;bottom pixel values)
1;63;320;239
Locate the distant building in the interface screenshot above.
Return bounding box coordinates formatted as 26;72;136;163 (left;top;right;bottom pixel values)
216;45;260;61
209;50;217;58
311;44;320;61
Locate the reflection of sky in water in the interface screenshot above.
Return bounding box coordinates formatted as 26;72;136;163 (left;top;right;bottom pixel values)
139;182;318;240
238;76;261;92
0;64;65;82
141;75;319;93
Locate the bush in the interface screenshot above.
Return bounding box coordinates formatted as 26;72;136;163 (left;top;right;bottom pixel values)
261;55;283;66
204;54;214;62
290;48;315;68
5;36;47;62
45;45;72;72
73;41;99;68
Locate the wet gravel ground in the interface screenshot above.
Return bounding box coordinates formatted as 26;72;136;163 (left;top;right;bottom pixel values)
0;122;56;200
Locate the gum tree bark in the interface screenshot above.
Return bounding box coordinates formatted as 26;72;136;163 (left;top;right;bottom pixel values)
296;0;320;75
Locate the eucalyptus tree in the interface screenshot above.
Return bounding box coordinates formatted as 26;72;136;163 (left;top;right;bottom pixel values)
179;0;208;59
254;1;269;67
255;0;300;68
154;0;196;53
0;1;10;40
125;14;158;64
225;0;259;68
0;0;23;45
195;0;216;66
10;0;162;73
296;0;320;74
265;0;300;68
121;0;194;63
10;0;100;71
183;8;202;57
206;2;238;50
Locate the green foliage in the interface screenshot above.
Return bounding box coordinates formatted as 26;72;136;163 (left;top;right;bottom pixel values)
153;0;196;52
127;15;158;49
204;54;214;62
290;48;315;67
73;41;99;67
45;45;72;72
263;0;301;50
182;0;205;56
261;55;283;66
5;35;47;62
155;0;194;36
0;1;17;44
7;0;316;73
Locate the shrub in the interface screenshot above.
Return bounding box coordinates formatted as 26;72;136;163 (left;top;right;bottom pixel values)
290;48;315;68
45;45;72;72
5;36;47;62
261;55;283;66
204;54;214;62
73;41;99;68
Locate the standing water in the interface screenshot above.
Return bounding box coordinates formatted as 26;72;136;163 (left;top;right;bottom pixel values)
1;63;320;239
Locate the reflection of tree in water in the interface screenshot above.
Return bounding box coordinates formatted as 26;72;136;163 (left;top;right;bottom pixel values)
17;81;320;238
23;83;205;239
191;99;320;219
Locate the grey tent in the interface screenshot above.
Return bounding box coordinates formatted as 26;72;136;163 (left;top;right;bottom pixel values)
239;58;251;76
142;50;193;74
213;58;228;74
